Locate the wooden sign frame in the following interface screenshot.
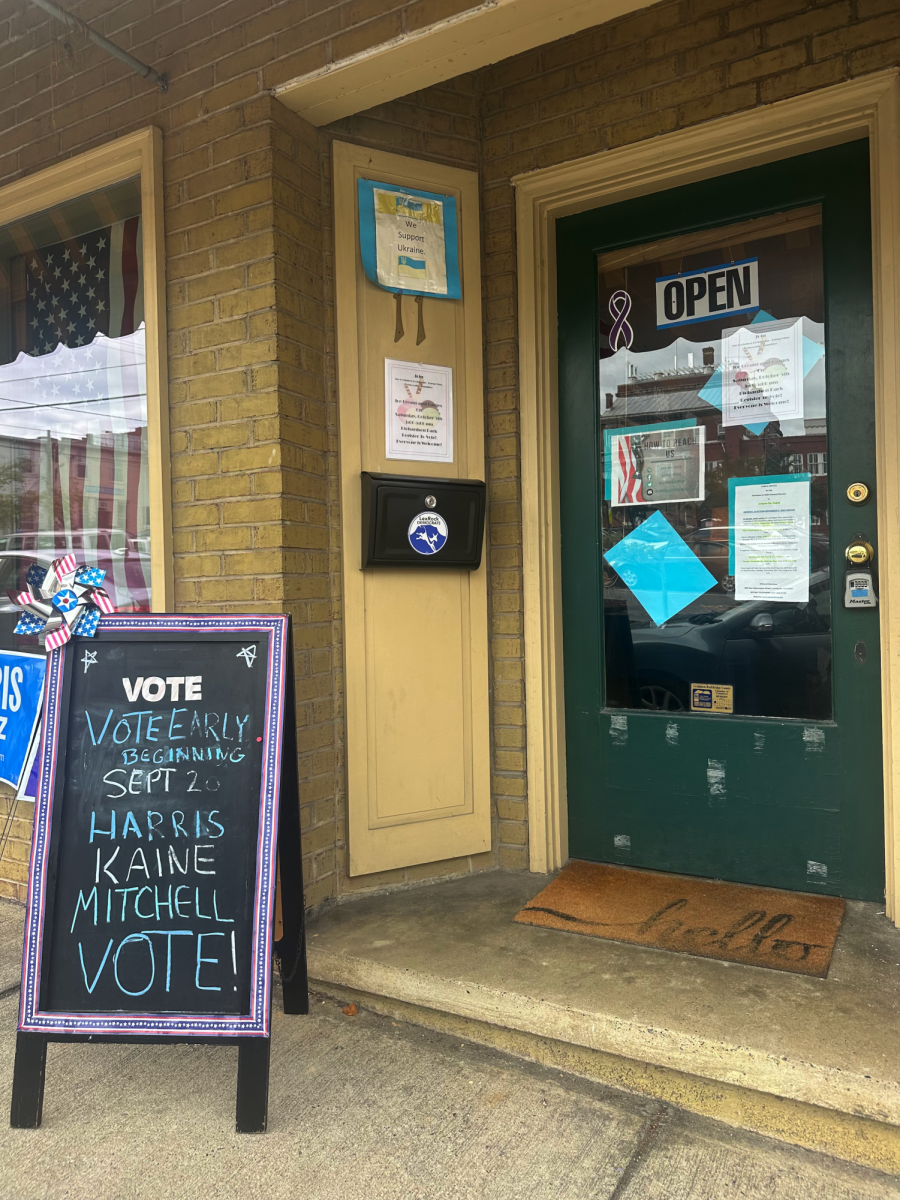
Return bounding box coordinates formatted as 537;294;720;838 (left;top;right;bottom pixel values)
10;614;308;1133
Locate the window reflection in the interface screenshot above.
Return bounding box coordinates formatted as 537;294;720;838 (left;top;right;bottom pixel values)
598;207;831;720
0;179;151;652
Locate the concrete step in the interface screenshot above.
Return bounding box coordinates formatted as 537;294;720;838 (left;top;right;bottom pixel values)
305;870;900;1175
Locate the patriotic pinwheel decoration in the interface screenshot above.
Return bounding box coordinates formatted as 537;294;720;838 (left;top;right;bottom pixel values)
9;555;115;652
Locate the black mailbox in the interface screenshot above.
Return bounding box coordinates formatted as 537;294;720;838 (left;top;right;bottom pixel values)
361;472;486;569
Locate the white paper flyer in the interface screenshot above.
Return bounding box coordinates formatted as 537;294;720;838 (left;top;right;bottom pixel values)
384;358;453;462
721;316;805;428
733;477;811;603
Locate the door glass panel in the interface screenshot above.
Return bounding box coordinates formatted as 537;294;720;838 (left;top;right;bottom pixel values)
598;206;831;719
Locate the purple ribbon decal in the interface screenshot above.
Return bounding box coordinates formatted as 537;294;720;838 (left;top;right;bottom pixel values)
608;290;634;351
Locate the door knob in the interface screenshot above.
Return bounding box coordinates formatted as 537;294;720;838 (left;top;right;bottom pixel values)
845;536;875;565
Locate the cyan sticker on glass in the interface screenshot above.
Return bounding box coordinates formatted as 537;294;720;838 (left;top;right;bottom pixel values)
603;510;716;626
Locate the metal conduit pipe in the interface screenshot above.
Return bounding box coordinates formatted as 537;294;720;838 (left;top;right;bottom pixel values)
29;0;168;92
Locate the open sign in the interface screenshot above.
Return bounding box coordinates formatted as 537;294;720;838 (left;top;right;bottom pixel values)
656;258;759;329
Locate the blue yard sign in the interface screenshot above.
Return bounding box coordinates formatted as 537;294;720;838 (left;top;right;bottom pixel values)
0;650;45;790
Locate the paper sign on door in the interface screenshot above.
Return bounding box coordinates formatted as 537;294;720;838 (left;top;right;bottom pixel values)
721;316;805;428
609;426;705;507
729;474;812;603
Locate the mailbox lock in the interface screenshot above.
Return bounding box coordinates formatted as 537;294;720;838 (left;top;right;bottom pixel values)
424;495;437;509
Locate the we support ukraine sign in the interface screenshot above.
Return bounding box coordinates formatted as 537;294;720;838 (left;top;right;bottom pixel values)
358;179;461;299
0;651;45;790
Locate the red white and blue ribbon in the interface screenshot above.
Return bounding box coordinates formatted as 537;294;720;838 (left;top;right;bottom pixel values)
8;556;115;652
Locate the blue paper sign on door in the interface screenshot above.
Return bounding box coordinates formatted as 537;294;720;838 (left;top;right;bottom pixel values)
0;651;45;790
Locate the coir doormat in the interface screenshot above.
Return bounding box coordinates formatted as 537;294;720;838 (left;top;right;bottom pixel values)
514;860;845;977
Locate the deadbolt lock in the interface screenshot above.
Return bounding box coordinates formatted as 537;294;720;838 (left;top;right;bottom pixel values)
847;481;870;505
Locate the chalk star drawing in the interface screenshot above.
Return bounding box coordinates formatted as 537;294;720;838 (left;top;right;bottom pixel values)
237;645;257;668
81;650;97;674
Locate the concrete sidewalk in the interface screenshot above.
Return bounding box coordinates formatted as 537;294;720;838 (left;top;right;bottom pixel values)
2;989;900;1199
0;898;898;1199
304;870;900;1168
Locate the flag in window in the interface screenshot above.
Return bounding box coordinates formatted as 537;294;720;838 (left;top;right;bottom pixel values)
21;217;142;357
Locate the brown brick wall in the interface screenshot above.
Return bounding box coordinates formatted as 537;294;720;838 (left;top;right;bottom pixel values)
2;0;900;903
0;793;32;903
0;1;493;907
164;94;344;910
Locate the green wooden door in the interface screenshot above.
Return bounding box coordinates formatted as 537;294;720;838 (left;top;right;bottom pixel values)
558;141;884;901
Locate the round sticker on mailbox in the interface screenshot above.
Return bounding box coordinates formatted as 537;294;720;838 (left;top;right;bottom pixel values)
408;511;448;556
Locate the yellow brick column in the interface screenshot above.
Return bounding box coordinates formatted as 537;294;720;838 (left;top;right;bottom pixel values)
165;96;337;910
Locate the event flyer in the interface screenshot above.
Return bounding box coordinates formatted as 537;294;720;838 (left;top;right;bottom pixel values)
384;358;453;462
609;425;705;506
732;476;811;603
721;316;805;428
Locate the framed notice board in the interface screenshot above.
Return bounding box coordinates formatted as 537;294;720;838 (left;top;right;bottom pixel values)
11;614;308;1132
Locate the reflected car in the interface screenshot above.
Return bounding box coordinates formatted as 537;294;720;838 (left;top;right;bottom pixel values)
627;569;832;720
681;527;831;594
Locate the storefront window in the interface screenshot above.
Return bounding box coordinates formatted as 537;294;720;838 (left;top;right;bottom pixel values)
598;206;831;720
0;177;151;651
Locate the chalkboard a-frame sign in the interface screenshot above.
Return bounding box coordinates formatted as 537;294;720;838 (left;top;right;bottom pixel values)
10;614;308;1134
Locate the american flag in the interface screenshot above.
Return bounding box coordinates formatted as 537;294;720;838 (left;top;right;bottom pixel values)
1;215;150;615
0;340;151;614
614;433;644;505
19;217;142;357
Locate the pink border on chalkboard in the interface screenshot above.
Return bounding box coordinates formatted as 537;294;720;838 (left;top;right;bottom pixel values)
18;614;287;1038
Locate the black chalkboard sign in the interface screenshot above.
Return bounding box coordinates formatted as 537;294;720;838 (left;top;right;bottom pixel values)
11;615;307;1133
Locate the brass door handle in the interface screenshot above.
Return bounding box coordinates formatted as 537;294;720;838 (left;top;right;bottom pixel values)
846;536;875;566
